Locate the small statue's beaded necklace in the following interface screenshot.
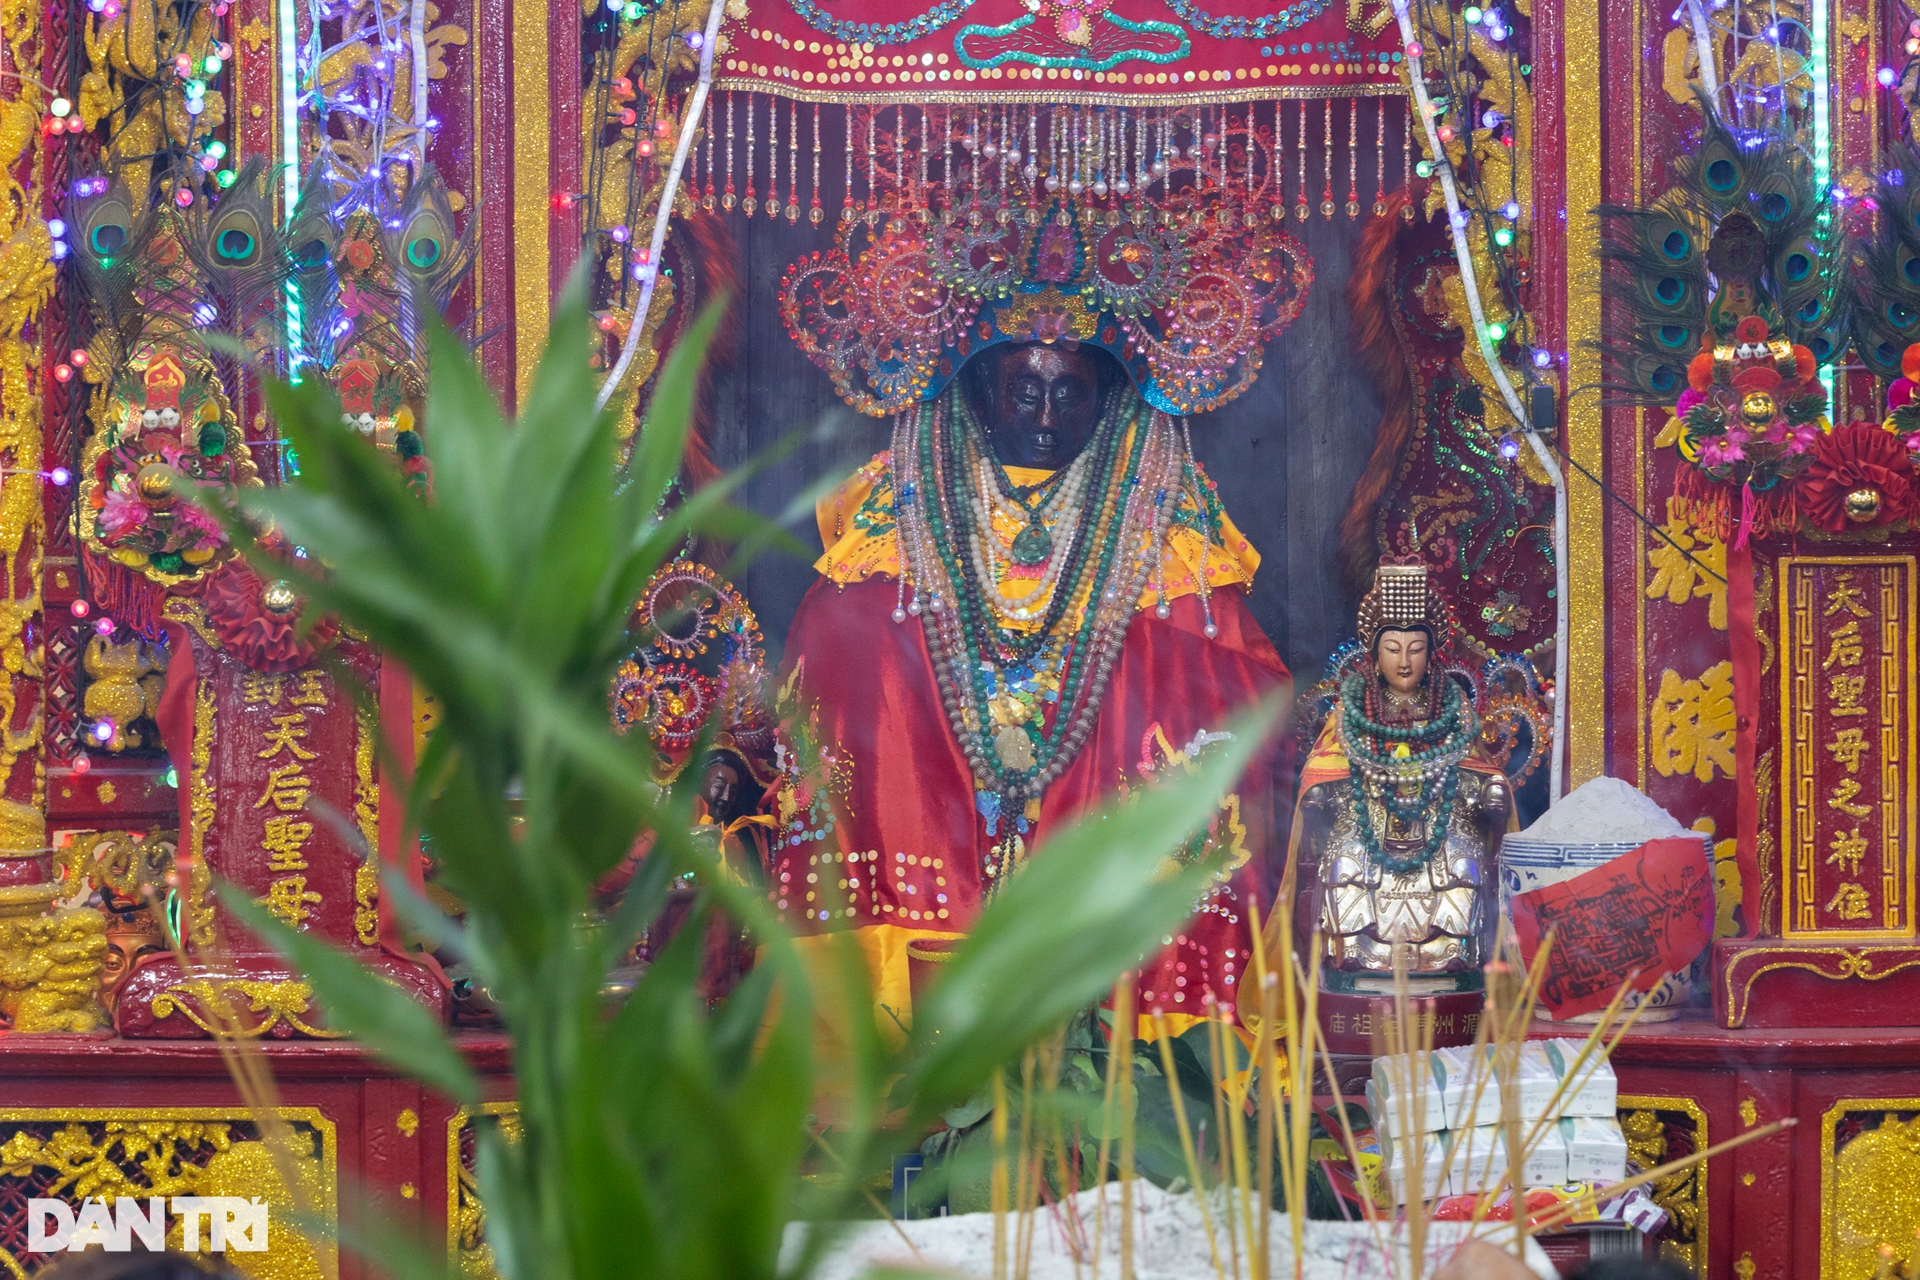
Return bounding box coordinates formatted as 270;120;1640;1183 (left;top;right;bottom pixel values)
1334;669;1481;876
890;385;1183;885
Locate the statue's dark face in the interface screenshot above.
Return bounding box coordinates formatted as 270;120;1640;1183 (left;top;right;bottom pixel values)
702;758;742;819
971;344;1108;469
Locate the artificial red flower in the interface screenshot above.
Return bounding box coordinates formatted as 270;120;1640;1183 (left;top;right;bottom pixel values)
1802;422;1918;532
196;559;338;672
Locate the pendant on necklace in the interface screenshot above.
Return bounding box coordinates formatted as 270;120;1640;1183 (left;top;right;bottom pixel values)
994;724;1037;770
1009;515;1053;567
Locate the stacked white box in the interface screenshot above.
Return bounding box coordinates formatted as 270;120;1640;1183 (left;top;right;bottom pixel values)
1364;1040;1627;1204
1376;1128;1451;1204
1560;1116;1630;1183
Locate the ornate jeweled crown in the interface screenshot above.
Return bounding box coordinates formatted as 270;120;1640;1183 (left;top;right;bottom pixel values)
1356;557;1439;653
780;117;1313;416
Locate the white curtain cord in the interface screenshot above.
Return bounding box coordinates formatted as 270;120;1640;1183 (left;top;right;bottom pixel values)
594;0;729;412
410;0;430;170
1393;0;1569;801
1683;0;1722;105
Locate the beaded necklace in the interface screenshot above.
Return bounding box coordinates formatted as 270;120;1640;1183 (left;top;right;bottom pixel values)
787;0;977;45
891;385;1179;886
1163;0;1334;38
1335;671;1481;876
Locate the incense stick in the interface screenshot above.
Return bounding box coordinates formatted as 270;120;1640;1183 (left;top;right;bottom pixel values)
1116;978;1137;1280
993;1066;1010;1280
1151;1010;1228;1280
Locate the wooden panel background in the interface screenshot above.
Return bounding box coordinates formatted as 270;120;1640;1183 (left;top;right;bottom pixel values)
701;123;1387;684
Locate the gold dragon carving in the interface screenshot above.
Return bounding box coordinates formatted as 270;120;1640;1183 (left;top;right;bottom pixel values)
0;0;50;804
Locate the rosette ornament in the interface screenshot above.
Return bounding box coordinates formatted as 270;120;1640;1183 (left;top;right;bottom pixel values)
197;558;338;672
1802;423;1917;533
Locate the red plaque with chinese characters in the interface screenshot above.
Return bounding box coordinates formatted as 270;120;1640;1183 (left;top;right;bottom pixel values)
111;596;446;1038
1777;557;1916;942
1715;552;1920;1029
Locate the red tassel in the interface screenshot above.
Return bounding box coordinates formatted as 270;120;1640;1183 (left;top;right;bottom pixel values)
83;551;166;640
1734;481;1757;549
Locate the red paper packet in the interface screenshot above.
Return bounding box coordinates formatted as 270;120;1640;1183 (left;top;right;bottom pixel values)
1509;836;1715;1019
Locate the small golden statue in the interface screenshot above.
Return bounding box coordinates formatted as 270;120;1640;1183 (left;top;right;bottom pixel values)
0;802;108;1032
1286;560;1511;994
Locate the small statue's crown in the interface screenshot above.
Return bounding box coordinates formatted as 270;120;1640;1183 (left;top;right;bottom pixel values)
1358;558;1437;652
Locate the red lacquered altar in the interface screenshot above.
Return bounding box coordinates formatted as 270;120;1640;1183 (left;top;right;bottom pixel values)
0;1034;516;1279
1585;1018;1920;1280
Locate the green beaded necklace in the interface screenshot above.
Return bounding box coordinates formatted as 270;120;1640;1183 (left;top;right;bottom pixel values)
897;386;1171;849
1337;671;1480;876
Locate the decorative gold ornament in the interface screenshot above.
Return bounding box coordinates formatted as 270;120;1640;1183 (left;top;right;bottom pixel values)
135;460;177;505
81;636;164;752
1620;1096;1709;1274
0;799;44;855
260;579;300;615
150;977;347;1039
354;863;380;946
1845;487;1883;523
184;682;218;946
447;1103;522;1279
58;828;176;900
993;725;1036;771
0;891;109;1033
1823;1102;1920;1280
0;1109;337;1280
1740;389;1779;426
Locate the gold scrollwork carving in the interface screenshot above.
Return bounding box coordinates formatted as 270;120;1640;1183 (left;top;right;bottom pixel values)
0;1107;337;1280
352;708;380;945
185;682;218;947
446;1102;520;1279
163;596;223;649
149;978;346;1039
354;864;379;947
57;828;176;900
1618;1094;1708;1276
1823;1099;1920;1279
0;0;53;804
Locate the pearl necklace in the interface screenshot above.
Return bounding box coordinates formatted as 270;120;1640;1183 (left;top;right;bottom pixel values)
967;450;1089;622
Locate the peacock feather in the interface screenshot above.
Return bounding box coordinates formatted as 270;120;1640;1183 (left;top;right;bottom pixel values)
1852;144;1920;379
69;171;155;359
1597;95;1848;403
285;163;343;372
185;157;293;345
379;163;477;357
1596;199;1710;403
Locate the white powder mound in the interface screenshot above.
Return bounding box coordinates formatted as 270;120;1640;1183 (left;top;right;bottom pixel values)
785;1181;1556;1279
1514;775;1687;845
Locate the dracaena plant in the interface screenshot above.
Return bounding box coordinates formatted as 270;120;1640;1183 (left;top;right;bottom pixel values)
212;266;1274;1280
